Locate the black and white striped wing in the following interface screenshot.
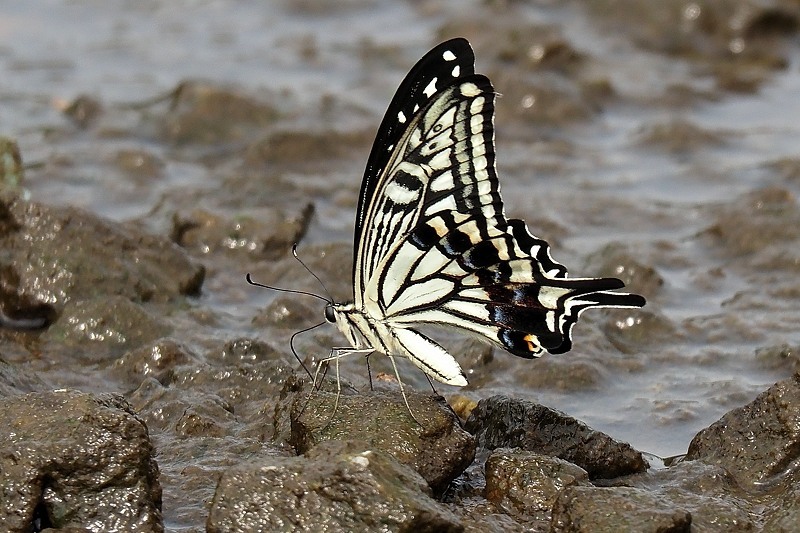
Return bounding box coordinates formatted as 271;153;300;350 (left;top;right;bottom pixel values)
353;39;644;362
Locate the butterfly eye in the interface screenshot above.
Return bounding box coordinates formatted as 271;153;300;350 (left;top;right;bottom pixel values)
324;304;336;323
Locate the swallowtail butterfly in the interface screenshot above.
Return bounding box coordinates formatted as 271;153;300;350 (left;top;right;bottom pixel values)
324;38;645;387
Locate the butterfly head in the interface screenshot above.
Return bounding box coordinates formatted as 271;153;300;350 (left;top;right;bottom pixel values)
324;302;336;323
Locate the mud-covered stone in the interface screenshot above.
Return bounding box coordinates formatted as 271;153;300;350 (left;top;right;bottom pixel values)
41;296;172;357
485;448;589;522
686;370;800;487
465;395;647;479
550;485;692;533
290;388;476;494
110;337;197;386
160;81;279;146
207;439;463;533
171;205;312;259
0;136;24;189
0;360;49;397
624;460;757;530
171;358;297;420
0;390;162;532
0;192;204;322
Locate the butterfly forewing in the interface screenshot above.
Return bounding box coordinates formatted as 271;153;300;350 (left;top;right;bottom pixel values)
354;39;476;301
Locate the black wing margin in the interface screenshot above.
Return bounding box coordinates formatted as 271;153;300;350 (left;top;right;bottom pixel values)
355;38;475;252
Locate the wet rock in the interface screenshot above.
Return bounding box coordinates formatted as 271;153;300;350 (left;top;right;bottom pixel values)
512;358;605;392
41;296;171;358
465;395;648;479
637;119;726;154
0;192;204;320
0;136;24;189
207;439;463;532
161;81;279;146
243;129;370;170
705;186;800;256
290;388;476;494
128;377;233;436
251;294;320;330
216;337;278;364
587;244;664;299
114;149;165;181
491;74;594;127
685;370;800;487
603;309;679;353
0;390;162;532
170;358;297;421
764;481;800;531
62;94;103;129
755;343;800;372
485;448;589;522
624;460;756;530
0;359;49;397
110;338;197;387
171;204;312;259
550;485;692;533
586;0;798;92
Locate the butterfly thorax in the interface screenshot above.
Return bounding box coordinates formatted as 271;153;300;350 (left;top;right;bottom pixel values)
326;301;380;354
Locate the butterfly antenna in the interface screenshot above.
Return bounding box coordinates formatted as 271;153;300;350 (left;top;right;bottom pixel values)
291;243;334;303
290;320;325;379
245;273;330;304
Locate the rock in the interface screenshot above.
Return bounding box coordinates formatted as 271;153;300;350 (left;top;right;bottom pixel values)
110;338;197;387
207;440;463;533
465;395;648;479
485;448;589;522
0;192;204;322
0;136;24;189
0;390;162;532
624;460;756;530
764;482;800;531
0;360;49;397
705;186;800;257
171;205;312;259
160;81;279;146
62;94;103;128
290;387;476;494
685;370;800;487
170;358;297;421
41;296;172;358
550;485;691;533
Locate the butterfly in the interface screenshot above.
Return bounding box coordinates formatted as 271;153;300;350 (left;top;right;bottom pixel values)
320;38;645;391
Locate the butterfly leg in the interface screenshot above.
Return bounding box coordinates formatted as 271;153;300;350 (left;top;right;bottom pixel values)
423;372;440;396
387;354;422;427
300;347;373;426
365;353;374;391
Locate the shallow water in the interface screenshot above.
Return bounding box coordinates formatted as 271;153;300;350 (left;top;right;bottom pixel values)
4;0;800;528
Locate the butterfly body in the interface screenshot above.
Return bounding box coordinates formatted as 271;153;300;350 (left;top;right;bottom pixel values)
325;38;645;388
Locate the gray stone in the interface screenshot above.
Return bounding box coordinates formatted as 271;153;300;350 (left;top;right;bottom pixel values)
485;448;589;522
290;387;476;494
550;485;691;533
207;440;463;533
686;370;800;487
0;390;162;532
465;395;648;479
